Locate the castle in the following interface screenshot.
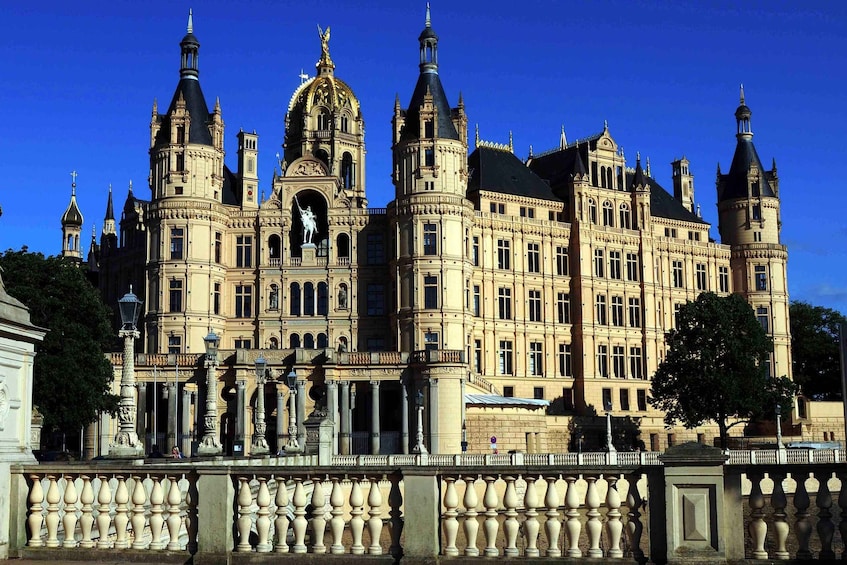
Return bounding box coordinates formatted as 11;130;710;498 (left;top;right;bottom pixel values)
61;10;793;456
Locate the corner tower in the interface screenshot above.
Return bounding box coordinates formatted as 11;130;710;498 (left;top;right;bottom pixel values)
716;86;791;382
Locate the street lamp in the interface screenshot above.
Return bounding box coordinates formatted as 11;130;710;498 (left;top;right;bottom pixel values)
413;389;428;454
283;368;301;454
252;355;269;455
110;286;144;458
775;404;785;449
604;399;617;453
197;331;222;456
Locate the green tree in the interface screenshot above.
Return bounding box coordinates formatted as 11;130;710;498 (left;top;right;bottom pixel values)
0;248;119;436
790;300;846;401
650;292;796;449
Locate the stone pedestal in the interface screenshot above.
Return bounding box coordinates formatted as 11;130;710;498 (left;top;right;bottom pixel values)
301;243;317;266
303;410;334;465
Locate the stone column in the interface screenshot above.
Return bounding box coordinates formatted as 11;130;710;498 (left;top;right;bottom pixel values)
370;380;381;455
167;382;178;452
296;378;306;448
429;378;439;454
326;379;338;454
276;385;285;454
235;380;246;456
181;388;192;455
136;381;148;447
339;381;350;455
401;379;410;454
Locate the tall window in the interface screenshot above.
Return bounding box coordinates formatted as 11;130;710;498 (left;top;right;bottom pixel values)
473;285;481;316
498;287;512;320
719;266;730;293
169;279;183;312
629;347;643;379
672;260;684;288
529;342;543;376
213;282;221;315
696;263;707;291
594;249;605;278
609;251;622;279
620;389;631;411
595;294;607;325
558;343;572;377
235;284;253;318
602;201;614;226
626;253;639;281
757;306;769;333
557;293;571;324
290;283;301;316
498;340;514;375
424;275;439;309
367;232;385;265
170;227;184;260
303;282;315;316
611;296;624;326
528;290;542;322
423;223;438;255
317;282;328;315
527;243;540;273
556;246;569;276
214;232;222;263
628;297;642;328
588;199;597;224
236;235;253;268
497;240;511;270
597;344;609;378
637;390;647;411
367;283;385;315
424;330;439;351
612;345;625;378
474;339;482;373
472;236;480;266
619;204;631;229
755;265;768;291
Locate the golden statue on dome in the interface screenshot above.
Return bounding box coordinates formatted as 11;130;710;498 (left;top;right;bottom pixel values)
317;25;333;68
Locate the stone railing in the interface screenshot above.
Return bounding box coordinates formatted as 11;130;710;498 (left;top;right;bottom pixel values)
9;446;847;563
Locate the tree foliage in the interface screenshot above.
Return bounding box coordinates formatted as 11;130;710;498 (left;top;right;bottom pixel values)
650;292;797;449
790;300;846;401
0;248;119;434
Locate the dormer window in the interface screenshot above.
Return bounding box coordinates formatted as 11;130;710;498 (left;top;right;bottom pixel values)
176;126;185;144
424;120;434;138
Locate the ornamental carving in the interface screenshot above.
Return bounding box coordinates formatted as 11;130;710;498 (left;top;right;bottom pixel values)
0;383;8;431
288;160;326;177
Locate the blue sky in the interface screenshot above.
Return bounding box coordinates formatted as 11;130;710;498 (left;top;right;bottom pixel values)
1;1;846;314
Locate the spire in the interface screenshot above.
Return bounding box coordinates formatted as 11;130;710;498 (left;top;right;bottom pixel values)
103;184;116;237
571;141;587;179
735;83;752;138
560;125;567;149
418;4;439;74
105;184;114;220
630;153;648;191
739;83;745;105
425;2;431;27
179;9;200;80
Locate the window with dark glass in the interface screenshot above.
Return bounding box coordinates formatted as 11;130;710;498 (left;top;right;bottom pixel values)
719;266;730;293
556;246;569;276
424;275;438;309
628;297;641;328
696;263;707;291
498;287;512;320
498;340;513;375
235;284;253;318
236;235;253;268
626;253;639;281
170;227;184;260
612;345;625;378
672;260;684;288
497;240;511;270
367;284;385;315
597;345;609;378
557;292;570;324
755;265;768;291
169;279;183;312
595;294;607;325
367;232;384;265
472;236;480;266
611;296;624;326
529;342;543;376
290;283;301;316
423;223;438;255
424;330;439;351
527;242;540;273
529;290;542;322
630;347;643;379
303;282;315;316
609;251;621;279
558;343;572;377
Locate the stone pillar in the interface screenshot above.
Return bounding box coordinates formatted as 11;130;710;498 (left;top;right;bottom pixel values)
402;471;440;558
196;469;235;559
339;381;350;455
167;382;178;452
370;380;381;455
326;379;338;454
235;380;246;456
429;378;439;454
276;385;285;454
401;379;410;454
136;381;147;447
181;387;192;456
296;378;306;448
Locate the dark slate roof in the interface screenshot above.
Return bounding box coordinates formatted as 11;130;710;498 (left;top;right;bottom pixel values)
468;147;559;202
400;72;458;142
718;137;775;202
625;171;707;224
222;165;240;206
105;188;115;220
155;78;213;146
61;195;83;226
528;142;594;192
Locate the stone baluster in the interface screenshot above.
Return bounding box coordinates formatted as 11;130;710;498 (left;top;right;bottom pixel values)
838;470;847;560
770;472;789;559
44;475;60;548
794;472;813;560
564;474;582;558
442;476;460;556
274;476;290;553
816;472;835;559
166;476;182;551
27;475;45;547
329;477;345;554
367;476;384;554
184;475;198;555
503;475;519;556
585;475;602;557
543;475;562;557
148;475;165;550
256;477;272;552
748;472;768;559
625;473;645;562
463;475;480;556
113;476;130;549
349;477;365;555
605;474;623;558
78;475;95;549
61;474;79;548
524;475;540;557
291;478;309;553
311;477;327;553
95;475;112;549
236;476;253;551
388;473;403;560
482;475;500;557
130;475;149;549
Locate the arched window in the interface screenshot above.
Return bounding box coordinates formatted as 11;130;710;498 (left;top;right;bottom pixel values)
315;149;329;168
289;333;300;349
600;166;607;188
341;152;354;189
303;333;315;349
290;283;301;316
268;234;281;264
317;111;330;131
317;282;328;315
317;333;328;348
340;114;349;133
588;199;597;224
304;282;315;316
268;337;279;350
619;204;631;230
606;168;613;190
602;201;614;227
336;233;350;260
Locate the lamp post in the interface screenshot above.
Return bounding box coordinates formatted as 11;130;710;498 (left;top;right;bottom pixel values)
252;355;269;455
775;404;785;449
604;399;617;453
197;331;222;456
110;287;144;458
413;389;428;454
283;369;301;454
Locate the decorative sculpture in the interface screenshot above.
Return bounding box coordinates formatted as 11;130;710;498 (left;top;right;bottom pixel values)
294;195;317;245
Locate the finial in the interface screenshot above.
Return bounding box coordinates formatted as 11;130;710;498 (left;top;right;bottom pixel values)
128;179;133;194
70;170;78;195
772;157;777;172
509;131;513;153
109;183;112;193
425;2;432;27
92;225;96;237
646;156;651;177
560;125;567;149
604;119;608;131
214;97;221;112
458;91;464;107
152;98;158;116
298;69;309;83
716;162;722;175
528;144;533;158
187;8;193;34
636;151;641;163
696;203;702;218
474;124;480;148
739;83;745;105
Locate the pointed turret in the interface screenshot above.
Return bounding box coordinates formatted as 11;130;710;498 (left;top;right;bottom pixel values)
630;153;649;191
102;184;116;237
61;171;84;261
